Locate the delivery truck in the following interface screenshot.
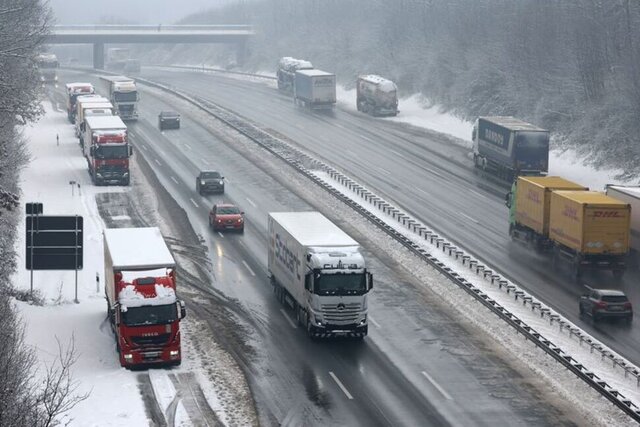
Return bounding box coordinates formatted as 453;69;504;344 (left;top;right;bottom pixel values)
473;116;550;181
277;57;313;93
75;95;110;138
293;69;336;110
83;115;131;186
507;176;630;279
98;75;139;121
605;185;640;263
268;212;373;339
104;227;186;368
356;75;399;117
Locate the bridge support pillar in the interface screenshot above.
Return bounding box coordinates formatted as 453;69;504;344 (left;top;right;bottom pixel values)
236;40;247;67
93;43;104;69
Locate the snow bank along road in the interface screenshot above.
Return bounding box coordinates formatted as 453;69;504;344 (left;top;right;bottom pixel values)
53;69;601;425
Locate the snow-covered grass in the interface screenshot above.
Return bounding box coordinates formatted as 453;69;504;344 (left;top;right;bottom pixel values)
10;101;252;426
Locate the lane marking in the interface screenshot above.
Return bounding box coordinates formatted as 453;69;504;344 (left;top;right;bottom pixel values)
335;123;346;130
378;167;391;176
425;168;445;179
154;158;162;166
157;149;166;156
469;189;491;201
217;232;224;238
280;309;297;329
242;260;256;276
421;371;453;400
140;144;148;151
184;143;192;150
170;176;179;184
459;212;480;225
225;177;231;184
416;187;430;196
388;149;408;161
368;316;381;329
245;197;256;207
190;198;199;208
361;135;374;143
329;372;354;400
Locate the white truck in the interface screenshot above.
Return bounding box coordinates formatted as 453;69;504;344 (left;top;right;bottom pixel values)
606;185;640;262
293;69;336;110
104;227;185;368
74;96;112;139
98;75;139;121
277;57;313;93
268;212;373;339
356;75;399;117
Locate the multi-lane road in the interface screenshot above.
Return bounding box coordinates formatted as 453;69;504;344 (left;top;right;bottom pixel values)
59;69;592;425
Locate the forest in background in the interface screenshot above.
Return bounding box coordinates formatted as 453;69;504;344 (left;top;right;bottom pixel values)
158;0;640;178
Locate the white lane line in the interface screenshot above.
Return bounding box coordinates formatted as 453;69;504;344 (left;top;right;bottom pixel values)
361;135;373;143
459;212;480;225
329;372;354;400
335;123;346;130
421;371;453;400
416;187;430;196
225;177;231;184
280;309;297;329
154;158;162;166
468;189;491;201
217;232;224;238
157;149;166;156
184;143;192;150
378;167;391;176
170;176;179;184
245;197;256;207
425;168;445;179
190;198;199;208
140;144;148;151
388;149;409;161
368;316;381;329
242;260;256;276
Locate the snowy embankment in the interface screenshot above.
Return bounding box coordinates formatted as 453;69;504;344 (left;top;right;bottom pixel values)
10;101;253;426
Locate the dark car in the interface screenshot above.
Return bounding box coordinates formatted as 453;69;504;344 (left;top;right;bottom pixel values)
196;171;224;195
579;288;632;323
158;111;180;130
209;204;244;232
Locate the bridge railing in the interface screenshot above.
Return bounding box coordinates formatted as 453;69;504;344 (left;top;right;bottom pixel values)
53;25;253;33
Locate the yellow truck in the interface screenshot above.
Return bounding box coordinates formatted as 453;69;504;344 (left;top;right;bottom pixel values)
549;191;630;279
507;177;630;279
507;176;587;251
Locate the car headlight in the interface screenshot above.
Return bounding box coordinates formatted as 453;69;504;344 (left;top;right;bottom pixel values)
238;218;244;223
201;180;205;185
219;180;224;185
96;173;103;178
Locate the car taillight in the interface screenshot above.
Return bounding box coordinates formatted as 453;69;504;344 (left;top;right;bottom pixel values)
595;301;608;309
624;302;632;310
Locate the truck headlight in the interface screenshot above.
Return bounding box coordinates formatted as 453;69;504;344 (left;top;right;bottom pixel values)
96;173;103;178
123;172;129;177
219;180;224;185
169;350;179;359
201;180;205;185
360;316;367;325
124;353;133;362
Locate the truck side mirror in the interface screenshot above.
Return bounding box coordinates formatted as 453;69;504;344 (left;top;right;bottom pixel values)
367;272;373;290
504;192;512;208
304;274;311;291
179;300;186;319
90;146;95;156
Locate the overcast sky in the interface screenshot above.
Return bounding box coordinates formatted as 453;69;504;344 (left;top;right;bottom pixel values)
50;0;225;24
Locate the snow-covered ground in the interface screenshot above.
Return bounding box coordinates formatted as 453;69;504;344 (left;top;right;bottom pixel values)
10;101;252;426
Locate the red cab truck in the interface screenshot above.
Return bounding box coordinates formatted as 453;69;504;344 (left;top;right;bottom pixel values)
65;83;95;123
104;227;186;368
83;115;131;186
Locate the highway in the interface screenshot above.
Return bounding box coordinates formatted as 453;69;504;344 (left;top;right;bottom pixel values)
59;69;586;425
137;66;640;369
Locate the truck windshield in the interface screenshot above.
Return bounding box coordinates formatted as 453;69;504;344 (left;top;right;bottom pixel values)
94;145;129;159
122;303;177;326
315;273;367;295
114;91;138;103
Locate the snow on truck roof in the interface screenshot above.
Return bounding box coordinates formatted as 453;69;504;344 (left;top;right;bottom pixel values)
359;75;397;92
85;115;126;129
104;227;175;270
295;69;335;77
480;116;547;132
100;75;135;83
607;185;640;199
270;212;358;247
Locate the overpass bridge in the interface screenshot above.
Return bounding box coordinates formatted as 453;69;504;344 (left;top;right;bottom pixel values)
47;25;254;69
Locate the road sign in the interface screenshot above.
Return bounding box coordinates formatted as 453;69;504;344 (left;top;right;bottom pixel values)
26;202;43;215
26;215;83;270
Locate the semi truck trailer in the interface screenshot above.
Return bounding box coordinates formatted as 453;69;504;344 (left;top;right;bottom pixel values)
473;116;550;181
507;176;630;279
98;75;139;121
104;227;186;368
65;83;95;123
75;95;110;137
293;69;336;110
356;75;399;117
83;115;131;186
277;57;313;93
268;212;373;339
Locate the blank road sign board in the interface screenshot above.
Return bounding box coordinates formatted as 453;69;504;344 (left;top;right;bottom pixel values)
25;216;83;270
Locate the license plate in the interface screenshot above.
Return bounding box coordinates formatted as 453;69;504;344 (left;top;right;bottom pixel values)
609;306;622;311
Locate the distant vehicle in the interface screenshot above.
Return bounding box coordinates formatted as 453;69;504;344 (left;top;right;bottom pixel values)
472;116;550;181
209;204;244;232
294;69;336;110
277;57;313;93
35;53;59;84
268;212;373;339
65;82;95;123
123;58;141;74
98;75;139;121
158;111;180;130
106;47;130;71
196;171;224;195
356;75;399;117
104;227;186;368
579;288;632;323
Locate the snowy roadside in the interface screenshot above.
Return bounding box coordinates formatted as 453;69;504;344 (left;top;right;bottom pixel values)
10;100;255;426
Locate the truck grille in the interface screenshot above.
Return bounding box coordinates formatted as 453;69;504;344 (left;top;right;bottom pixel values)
321;303;361;323
131;333;170;347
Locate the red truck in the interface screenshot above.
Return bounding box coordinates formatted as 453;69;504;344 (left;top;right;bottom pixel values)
104;227;186;368
65;82;95;123
83;115;131;186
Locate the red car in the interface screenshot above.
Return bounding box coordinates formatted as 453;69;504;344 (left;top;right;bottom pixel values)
209;204;244;232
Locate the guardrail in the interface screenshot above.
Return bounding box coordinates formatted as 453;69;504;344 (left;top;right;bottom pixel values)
89;69;640;422
54;25;253;32
152;64;276;80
